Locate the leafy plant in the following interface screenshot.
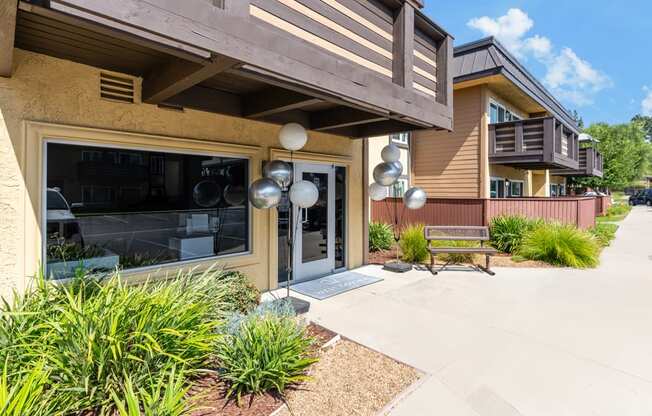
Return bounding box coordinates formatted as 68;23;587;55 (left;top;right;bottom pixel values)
399;224;429;263
218;270;260;314
216;311;317;404
589;223;619;247
428;239;479;263
490;216;541;254
518;224;600;268
606;203;631;217
369;222;393;252
111;367;192;416
0;361;62;416
0;266;235;414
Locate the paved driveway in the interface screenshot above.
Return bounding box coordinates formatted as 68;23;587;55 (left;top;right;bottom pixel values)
300;206;652;415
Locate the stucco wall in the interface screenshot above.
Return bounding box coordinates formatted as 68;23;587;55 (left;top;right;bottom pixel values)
0;49;364;299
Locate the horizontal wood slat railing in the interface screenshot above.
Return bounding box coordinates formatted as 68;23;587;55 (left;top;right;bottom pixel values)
371;196;611;230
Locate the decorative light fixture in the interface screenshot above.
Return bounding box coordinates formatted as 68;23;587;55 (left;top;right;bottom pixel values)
248;123;315;313
278;122;308;151
372;143;427;273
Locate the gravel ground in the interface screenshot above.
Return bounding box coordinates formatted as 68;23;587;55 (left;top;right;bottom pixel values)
279;339;421;416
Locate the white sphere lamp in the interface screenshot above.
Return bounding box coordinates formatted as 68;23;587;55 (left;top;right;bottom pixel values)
279;123;308;151
289;180;319;208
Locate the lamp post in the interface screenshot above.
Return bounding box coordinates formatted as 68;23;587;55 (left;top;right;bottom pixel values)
249;123;316;314
370;143;427;273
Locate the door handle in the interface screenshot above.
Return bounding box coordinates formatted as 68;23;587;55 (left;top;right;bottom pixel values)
302;208;309;224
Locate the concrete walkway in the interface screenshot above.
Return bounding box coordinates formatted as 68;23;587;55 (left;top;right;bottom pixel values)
296;206;652;415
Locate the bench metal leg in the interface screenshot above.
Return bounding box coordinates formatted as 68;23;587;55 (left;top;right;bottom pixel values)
429;254;437;275
477;255;495;276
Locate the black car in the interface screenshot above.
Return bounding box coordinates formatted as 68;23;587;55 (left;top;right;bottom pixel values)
629;189;652;206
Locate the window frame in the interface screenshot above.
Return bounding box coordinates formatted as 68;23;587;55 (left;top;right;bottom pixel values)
490;176;506;198
508;180;524;198
489;99;523;124
42;137;254;281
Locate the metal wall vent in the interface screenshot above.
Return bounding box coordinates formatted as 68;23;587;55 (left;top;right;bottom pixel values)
100;72;135;103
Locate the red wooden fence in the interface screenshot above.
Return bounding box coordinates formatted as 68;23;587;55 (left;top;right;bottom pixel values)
594;195;612;216
372;197;601;229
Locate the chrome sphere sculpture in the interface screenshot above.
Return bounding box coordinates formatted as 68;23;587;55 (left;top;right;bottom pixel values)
381;143;401;163
248;178;282;209
373;162;402;186
264;160;293;189
403;187;427;210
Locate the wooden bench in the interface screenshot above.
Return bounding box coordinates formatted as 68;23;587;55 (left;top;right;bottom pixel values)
424;226;498;276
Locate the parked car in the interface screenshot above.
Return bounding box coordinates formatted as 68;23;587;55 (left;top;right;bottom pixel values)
629;189;652;206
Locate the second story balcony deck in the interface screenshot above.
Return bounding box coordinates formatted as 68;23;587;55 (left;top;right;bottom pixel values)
552;147;604;178
10;0;454;138
489;116;580;171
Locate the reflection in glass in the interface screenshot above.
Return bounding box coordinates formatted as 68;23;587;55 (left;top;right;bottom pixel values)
335;166;346;269
45;142;249;279
301;172;328;264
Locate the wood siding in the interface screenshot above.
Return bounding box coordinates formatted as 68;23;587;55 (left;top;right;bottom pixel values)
411;86;482;197
371;197;598;229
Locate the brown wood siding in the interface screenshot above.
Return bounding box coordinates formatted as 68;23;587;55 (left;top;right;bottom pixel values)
371;197;598;229
250;0;394;78
412;86;482;197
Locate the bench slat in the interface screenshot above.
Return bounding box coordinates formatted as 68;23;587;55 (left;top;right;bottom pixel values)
429;247;497;254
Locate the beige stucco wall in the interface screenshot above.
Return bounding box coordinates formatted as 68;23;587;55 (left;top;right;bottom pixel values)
531;171;550;197
0;49;364;300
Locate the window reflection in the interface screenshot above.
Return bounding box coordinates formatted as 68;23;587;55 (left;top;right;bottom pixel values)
45;142;249;279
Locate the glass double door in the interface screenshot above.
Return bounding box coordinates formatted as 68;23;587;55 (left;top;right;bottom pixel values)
292;163;336;282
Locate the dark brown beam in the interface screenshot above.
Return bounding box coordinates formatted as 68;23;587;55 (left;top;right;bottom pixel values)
392;2;414;88
244;87;322;119
162;85;242;117
311;107;388;131
143;55;240;104
436;35;453;107
0;0;18;77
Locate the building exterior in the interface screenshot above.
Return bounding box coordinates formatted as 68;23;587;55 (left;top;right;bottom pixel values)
0;0;453;299
410;37;603;199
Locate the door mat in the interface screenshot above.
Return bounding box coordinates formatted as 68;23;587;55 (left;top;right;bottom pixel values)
291;271;383;300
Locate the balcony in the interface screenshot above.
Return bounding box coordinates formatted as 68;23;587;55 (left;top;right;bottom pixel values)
552;147;604;178
489;116;580;170
13;0;453;137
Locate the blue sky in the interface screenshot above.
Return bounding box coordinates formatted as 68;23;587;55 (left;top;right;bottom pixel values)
423;1;652;126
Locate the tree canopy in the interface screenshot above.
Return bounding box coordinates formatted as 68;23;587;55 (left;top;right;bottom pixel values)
572;122;652;190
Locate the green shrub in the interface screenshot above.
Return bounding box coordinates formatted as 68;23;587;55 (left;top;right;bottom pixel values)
369;222;394;252
216;308;317;404
518;224;600;268
489;216;541;254
606;203;631;217
428;239;479;263
219;270;260;314
0;267;234;414
399;224;429;263
0;362;62;416
589;223;619;247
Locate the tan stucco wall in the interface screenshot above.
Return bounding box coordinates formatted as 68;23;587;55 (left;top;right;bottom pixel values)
531;171;550;197
0;49;364;299
367;135;410;187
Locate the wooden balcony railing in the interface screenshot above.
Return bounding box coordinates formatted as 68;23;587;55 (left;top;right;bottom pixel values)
15;0;454;136
552;147;603;178
489;116;580;170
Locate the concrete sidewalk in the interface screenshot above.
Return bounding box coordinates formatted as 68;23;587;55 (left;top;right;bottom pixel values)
293;206;652;415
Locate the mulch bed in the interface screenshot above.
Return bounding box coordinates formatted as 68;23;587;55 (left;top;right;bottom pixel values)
189;323;420;416
189;323;341;416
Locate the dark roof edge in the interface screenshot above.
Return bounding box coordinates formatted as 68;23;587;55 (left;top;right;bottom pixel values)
415;9;454;40
455;36;578;132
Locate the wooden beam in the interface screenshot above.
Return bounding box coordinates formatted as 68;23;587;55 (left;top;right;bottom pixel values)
162;85;242;117
47;0;448;129
392;2;414;88
0;0;18;77
143;55;240;104
311;107;388;131
436;35;453;107
244;88;322;119
514;121;523;153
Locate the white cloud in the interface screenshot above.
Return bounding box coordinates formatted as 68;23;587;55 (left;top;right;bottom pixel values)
467;9;611;106
642;87;652;116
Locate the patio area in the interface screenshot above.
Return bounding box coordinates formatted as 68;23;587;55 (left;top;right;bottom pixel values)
276;206;652;415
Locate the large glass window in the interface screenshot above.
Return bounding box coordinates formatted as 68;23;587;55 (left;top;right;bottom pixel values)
490;178;506;198
45;142;249;279
509;181;524;197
